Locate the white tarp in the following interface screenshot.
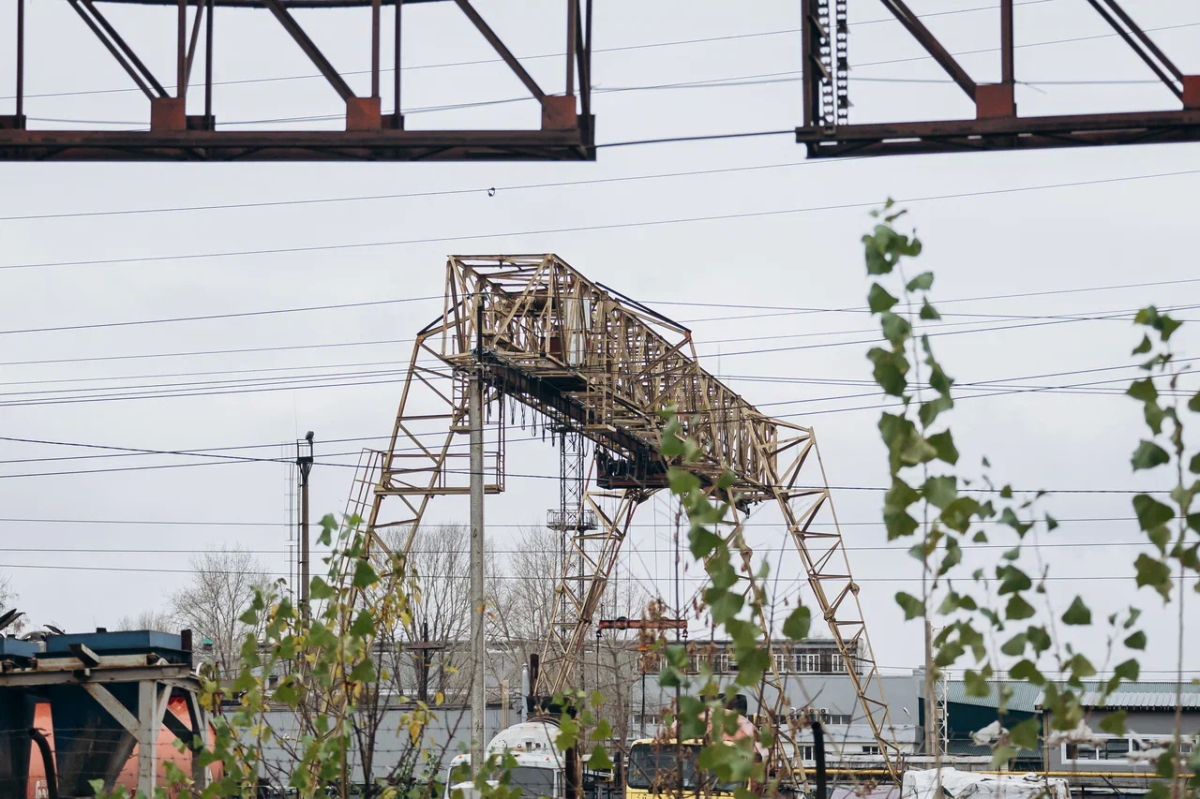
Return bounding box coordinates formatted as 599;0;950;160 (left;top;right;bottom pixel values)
902;769;1068;799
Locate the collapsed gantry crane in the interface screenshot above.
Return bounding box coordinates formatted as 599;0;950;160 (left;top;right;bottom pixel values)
343;254;900;777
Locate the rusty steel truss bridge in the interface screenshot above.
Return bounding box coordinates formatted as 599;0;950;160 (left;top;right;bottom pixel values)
340;254;903;777
2;0;1198;161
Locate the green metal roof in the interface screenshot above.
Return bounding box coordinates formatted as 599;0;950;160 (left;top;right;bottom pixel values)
1038;681;1200;710
947;680;1042;714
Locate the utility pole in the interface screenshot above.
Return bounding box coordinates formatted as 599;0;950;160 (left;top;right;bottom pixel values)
924;619;937;757
469;302;487;772
297;431;314;623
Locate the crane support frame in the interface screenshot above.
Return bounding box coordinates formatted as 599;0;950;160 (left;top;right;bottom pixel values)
342;254;902;779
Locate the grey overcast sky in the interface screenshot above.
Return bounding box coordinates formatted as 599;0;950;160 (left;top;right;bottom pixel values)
0;0;1197;678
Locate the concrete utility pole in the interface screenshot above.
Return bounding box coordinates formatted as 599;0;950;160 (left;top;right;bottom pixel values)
297;431;315;622
924;618;937;757
469;304;487;772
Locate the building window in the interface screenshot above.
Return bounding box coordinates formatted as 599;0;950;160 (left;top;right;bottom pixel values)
774;653;792;674
862;746;881;755
716;653;737;673
1063;737;1160;763
801;745;815;763
796;653;821;673
1064;743;1099;761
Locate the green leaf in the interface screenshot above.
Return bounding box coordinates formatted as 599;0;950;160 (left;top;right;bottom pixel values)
782;606;812;641
1132;335;1152;355
353;559;379;589
999;507;1033;538
350;610;375;638
926;430;959;466
1159;315;1182;341
922;475;957;509
1061;596;1092;626
705;587;744;624
879;413;937;474
688;526;722;560
868;283;899;313
868;348;910;397
1114;659;1140;681
906;272;934;292
1133;494;1174;531
1026;626;1052;655
1099;710;1128;736
895;592;924;620
348;657;376;684
990;745;1017;768
884;477;921;540
1127;378;1159;403
996;564;1032;595
918;395;954;428
919;298;941;320
937;538;963;578
1131;441;1170;471
587;746;614;771
667;467;700;495
1122;630;1147;651
1045;513;1058;531
1066;652;1097;680
881;311;912;347
1134;553;1173;601
1190;391;1200;414
1005;594;1035;620
940;496;980;534
1000;633;1027;657
1010;718;1040;750
309;577;335;601
1010;659;1046;685
1189;453;1200;474
964;668;990;697
1148;525;1170;553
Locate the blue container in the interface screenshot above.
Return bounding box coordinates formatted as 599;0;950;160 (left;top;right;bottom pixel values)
45;631;189;796
48;683;139;798
0;638;38;666
0;689;35;798
45;630;189;664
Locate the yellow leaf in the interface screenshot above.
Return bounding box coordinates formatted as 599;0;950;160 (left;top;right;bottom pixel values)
435;691;445;706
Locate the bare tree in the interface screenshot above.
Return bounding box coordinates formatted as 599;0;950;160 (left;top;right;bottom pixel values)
0;574;16;612
168;546;269;677
115;609;175;632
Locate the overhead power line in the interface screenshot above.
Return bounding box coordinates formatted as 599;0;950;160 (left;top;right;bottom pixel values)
0;515;1161;529
1;303;1193;409
0;562;1175;582
4;168;1199;273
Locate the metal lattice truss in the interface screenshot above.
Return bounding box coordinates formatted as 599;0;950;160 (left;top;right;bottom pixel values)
1;0;593;162
797;0;1200;156
346;254;901;777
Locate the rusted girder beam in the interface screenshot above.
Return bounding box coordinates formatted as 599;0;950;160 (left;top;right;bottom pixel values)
261;0;356;101
797;109;1200;157
0;129;593;162
876;0;976;101
452;0;546;103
